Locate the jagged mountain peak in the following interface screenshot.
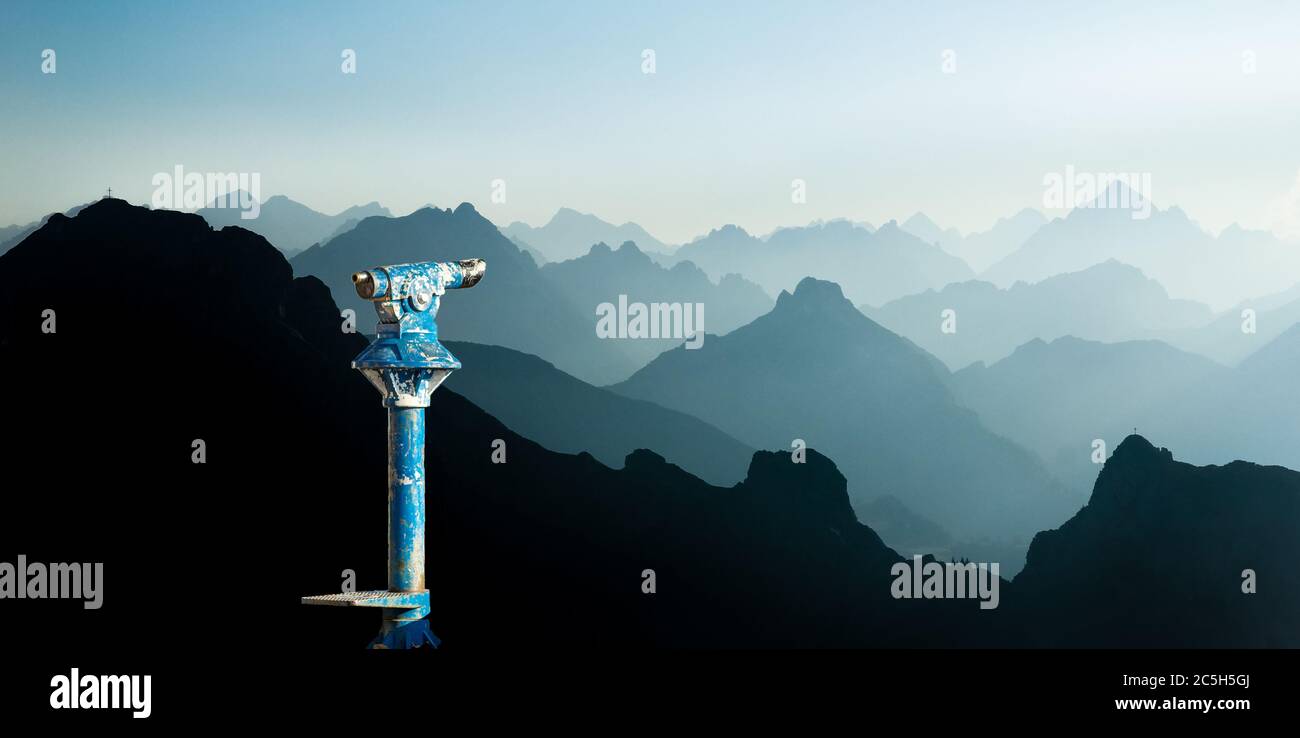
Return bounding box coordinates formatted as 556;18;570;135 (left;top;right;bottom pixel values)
1110;433;1166;461
548;206;591;223
574;240;653;265
738;448;859;526
704;223;751;240
778;276;848;305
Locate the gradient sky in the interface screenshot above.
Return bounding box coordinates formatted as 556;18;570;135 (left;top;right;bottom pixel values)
2;0;1299;243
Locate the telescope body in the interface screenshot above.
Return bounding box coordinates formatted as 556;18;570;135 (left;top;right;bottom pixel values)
302;258;485;648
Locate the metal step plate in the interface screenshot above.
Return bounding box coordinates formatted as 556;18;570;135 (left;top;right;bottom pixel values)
301;590;428;609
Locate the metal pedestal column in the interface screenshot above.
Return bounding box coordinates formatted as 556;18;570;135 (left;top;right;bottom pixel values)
376;405;435;649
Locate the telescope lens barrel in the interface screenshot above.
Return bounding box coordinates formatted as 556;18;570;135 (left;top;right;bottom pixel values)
456;259;486;289
353;269;389;300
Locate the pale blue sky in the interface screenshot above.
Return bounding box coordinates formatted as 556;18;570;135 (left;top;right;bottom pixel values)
2;0;1298;242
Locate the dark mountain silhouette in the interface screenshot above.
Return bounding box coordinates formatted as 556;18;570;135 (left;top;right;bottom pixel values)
197;193;391;256
501;207;670;263
610;276;1082;553
0;201;93;256
866;260;1212;370
539;240;772;369
441;341;754;486
1007;435;1300;647
670;220;973;307
981;182;1300;309
950;336;1229;490
291;204;641;385
902;209;1046;273
0;198;1005;653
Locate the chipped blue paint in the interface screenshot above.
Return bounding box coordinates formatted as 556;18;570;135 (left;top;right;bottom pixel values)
388;406;425;593
302;259;486;649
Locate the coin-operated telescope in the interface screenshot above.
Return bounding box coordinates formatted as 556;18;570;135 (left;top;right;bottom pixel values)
303;259;485;649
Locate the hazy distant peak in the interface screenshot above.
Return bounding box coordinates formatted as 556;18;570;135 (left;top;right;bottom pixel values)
998;259;1170;298
988;208;1047;231
708;224;750;239
1239;321;1300;374
809;219;863;234
937;279;1001;296
776;276;850;310
902;212;942;232
1092;257;1141;272
337;201;390;218
805;217;875;232
668;259;705;276
716;272;752;286
1066;179;1160;218
580;240;650;262
205;189;258;208
502;207;668;261
550;206;586;219
397;202;497;235
1015;337;1050;353
1037;258;1149;285
194;193;395;255
546;206;633;230
1099;177;1143;200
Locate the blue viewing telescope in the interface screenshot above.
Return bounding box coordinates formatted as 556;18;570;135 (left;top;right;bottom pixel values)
303;258;486;649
